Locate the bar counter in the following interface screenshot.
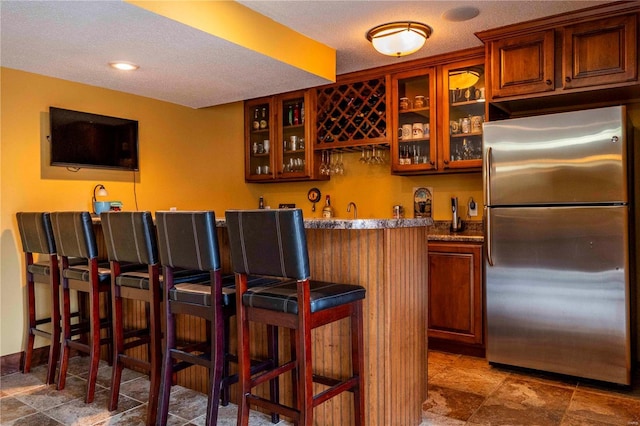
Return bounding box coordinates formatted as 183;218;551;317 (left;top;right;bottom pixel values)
99;216;431;425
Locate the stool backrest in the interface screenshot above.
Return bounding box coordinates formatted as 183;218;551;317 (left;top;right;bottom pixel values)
225;209;310;280
16;212;56;255
155;211;220;272
50;212;98;259
100;211;158;265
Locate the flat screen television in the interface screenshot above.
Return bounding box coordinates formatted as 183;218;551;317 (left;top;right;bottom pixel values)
50;107;139;171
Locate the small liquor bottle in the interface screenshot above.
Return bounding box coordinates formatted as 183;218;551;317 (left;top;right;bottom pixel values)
322;195;334;218
259;196;265;209
293;103;300;125
260;108;268;129
252;108;260;130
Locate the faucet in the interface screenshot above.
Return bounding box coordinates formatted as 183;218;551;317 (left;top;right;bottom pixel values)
347;202;358;219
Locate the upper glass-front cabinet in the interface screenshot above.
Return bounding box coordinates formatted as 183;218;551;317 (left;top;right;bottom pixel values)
245;91;327;183
391;68;437;173
245;98;274;181
442;59;485;170
277;91;311;179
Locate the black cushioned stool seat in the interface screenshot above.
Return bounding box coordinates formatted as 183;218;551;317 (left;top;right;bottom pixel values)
225;208;366;426
243;280;366;314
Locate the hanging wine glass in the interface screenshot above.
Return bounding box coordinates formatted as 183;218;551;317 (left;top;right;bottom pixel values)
359;149;367;164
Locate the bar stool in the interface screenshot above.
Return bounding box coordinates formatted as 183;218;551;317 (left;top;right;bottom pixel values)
155;210;280;425
225;208;366;426
51;211;114;403
16;212;61;384
100;211;190;424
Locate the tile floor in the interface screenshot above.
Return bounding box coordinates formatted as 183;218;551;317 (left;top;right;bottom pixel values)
424;351;640;426
1;352;640;425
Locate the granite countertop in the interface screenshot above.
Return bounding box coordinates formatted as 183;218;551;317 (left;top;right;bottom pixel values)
303;217;433;229
215;217;433;230
428;220;485;243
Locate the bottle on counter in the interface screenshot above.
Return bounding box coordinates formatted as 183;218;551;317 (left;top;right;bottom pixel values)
259;196;265;209
322;195;334;218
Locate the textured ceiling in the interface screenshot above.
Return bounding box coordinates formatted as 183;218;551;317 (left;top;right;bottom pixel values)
1;0;614;109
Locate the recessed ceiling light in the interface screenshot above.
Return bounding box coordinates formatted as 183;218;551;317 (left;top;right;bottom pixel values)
442;7;480;22
109;61;139;71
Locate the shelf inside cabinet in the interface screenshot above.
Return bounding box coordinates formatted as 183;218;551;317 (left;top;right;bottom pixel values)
451;132;482;138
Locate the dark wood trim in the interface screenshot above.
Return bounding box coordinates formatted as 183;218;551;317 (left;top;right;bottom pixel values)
1;351;24;376
428;338;486;358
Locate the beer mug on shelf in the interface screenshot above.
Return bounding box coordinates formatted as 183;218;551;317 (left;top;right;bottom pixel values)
461;117;471;134
400;124;412;140
412;123;424;139
471;116;483;133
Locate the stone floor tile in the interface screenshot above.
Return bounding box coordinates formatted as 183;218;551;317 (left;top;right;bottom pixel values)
423;384;485;422
466;377;575;426
429;364;508;397
45;388;141;426
2;411;65;426
565;388;640;425
560;413;619;426
13;377;87;411
118;376;151;404
162;386;208;422
0;372;46;396
421;411;467;426
65;356;110;377
0;396;38;423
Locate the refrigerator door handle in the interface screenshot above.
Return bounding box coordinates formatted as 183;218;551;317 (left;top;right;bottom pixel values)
485;146;492;207
486;207;493;266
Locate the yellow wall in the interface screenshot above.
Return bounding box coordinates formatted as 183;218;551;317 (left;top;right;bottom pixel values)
1;67;481;357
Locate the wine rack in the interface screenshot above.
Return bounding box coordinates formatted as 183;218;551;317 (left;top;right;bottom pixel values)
315;78;388;150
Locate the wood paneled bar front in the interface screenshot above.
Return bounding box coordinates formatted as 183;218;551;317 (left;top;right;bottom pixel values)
93;216;431;425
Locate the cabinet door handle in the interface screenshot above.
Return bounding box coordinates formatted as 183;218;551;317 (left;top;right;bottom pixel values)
545;79;553;85
565;76;571;83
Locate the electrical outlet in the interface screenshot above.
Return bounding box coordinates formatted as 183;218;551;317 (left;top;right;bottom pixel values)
468;198;478;217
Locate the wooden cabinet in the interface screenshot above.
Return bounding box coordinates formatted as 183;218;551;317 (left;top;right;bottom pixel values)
480;8;639;102
390;54;485;174
562;14;637;90
428;242;484;353
245;91;327;183
489;30;555;98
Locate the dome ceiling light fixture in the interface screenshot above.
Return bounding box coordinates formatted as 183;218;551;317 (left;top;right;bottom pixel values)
109;61;139;71
366;21;432;58
449;69;481;90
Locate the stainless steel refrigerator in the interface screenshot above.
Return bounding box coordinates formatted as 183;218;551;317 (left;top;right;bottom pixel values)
483;105;636;385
